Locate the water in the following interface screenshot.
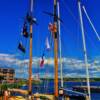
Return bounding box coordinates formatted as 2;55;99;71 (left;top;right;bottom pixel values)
21;81;100;100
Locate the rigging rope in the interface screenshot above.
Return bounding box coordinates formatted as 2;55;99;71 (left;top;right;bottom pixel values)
43;33;54;93
82;6;100;41
60;0;79;25
14;20;28;89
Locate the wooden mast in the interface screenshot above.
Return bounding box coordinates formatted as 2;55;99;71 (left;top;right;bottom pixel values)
29;0;33;97
54;0;58;99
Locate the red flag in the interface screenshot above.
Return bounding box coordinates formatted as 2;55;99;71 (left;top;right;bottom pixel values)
40;59;44;67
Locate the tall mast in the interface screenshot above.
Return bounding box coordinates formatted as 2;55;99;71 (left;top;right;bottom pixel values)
57;1;63;88
78;1;91;100
29;0;33;96
54;0;58;99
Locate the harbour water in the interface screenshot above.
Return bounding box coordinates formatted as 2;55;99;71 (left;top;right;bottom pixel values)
20;81;100;100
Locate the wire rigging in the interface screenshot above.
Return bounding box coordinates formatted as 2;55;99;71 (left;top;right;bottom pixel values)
60;0;79;25
82;6;100;41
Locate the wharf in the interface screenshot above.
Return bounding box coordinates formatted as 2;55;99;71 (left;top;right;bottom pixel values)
73;86;100;93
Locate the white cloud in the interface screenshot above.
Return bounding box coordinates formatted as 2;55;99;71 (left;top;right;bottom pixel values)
63;73;86;78
0;53;100;78
0;53;18;65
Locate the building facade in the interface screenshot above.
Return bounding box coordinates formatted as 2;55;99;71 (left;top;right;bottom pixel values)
0;68;15;82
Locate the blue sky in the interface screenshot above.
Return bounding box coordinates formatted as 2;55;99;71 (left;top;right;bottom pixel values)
0;0;100;78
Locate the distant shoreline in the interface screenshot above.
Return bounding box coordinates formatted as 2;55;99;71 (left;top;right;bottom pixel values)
40;78;100;82
15;77;100;82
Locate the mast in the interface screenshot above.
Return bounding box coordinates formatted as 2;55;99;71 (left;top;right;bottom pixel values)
57;1;63;88
29;0;33;96
78;1;91;100
54;0;58;99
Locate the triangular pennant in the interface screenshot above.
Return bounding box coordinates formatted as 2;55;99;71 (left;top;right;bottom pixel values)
45;37;50;50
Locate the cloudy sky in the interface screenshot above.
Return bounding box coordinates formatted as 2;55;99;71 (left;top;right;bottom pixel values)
0;0;100;78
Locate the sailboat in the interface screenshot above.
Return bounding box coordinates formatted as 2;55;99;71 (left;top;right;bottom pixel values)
72;0;100;100
3;0;96;100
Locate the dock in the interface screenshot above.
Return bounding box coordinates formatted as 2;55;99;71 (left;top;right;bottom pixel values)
73;86;100;93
